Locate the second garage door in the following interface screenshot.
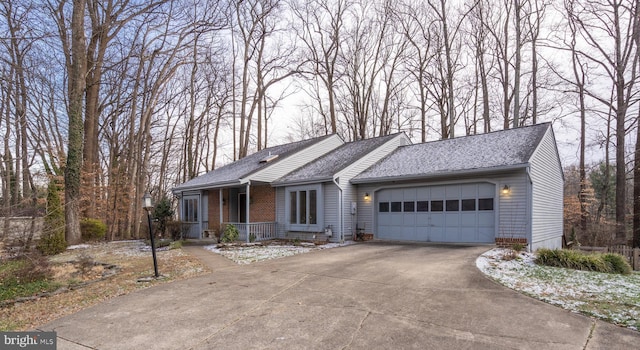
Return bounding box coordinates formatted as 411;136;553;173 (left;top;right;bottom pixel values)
376;183;495;243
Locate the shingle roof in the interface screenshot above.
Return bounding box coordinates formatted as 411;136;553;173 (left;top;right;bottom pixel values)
273;133;403;185
172;135;334;191
352;123;550;183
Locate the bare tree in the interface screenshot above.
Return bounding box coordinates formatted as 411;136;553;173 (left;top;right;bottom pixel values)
291;0;349;135
567;0;640;242
397;0;434;141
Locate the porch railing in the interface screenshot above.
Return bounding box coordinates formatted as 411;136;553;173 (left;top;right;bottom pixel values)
224;222;277;242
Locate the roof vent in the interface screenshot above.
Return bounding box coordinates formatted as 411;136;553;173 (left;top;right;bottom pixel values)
259;153;279;163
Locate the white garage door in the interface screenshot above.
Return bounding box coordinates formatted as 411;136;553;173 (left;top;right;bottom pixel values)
376;183;495;243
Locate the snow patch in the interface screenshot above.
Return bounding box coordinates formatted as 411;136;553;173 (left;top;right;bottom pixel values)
477;248;640;330
204;241;353;265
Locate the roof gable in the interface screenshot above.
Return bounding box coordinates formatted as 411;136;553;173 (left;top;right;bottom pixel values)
353;123;551;183
173;134;339;191
273;133;405;185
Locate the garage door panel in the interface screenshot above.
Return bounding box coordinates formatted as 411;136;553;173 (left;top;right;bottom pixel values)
430;186;445;198
430;213;444;226
460;184;477;197
415;213;429;227
459;227;477;242
390;214;402;225
445;213;459;226
460;213;477;227
478;212;494;227
478;227;494;242
403;214;415;225
378;214;391;226
478;183;494;197
430;227;445;242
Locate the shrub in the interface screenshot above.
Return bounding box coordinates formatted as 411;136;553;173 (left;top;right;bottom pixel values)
602;253;632;275
535;248;631;274
37;231;66;256
166;220;185;241
221;224;239;243
153;197;174;238
80;218;107;241
37;179;66;255
511;242;526;252
0;253;56;302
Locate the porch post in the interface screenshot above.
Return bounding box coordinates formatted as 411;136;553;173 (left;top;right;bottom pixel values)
246;182;251;242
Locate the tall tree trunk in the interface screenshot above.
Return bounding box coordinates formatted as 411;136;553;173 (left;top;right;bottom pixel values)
65;0;87;245
633;106;640;247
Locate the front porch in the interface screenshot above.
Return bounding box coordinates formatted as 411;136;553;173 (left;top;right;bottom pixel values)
201;221;278;242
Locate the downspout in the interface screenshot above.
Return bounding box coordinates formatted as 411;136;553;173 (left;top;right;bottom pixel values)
526;166;533;251
246;181;251;243
333;177;343;243
199;191;203;239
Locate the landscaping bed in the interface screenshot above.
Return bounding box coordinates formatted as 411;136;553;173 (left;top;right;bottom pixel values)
477;248;640;331
0;240;208;331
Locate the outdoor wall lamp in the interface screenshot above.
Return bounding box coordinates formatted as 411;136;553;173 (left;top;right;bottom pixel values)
502;185;510;195
142;192;159;278
364;192;370;200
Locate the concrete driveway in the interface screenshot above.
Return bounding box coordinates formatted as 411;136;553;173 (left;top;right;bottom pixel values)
39;242;640;349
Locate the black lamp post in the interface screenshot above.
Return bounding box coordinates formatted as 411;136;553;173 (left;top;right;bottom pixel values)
142;192;159;278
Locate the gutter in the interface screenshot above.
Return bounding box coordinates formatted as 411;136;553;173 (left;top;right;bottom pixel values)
272;177;333;188
351;163;530;184
172;180;242;193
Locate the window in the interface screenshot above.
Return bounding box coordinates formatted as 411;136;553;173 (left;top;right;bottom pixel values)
446;200;459;211
462;199;476;211
287;186;321;230
431;200;443;212
379;202;390;212
300;191;307;224
183;198;198;222
309;190;317;224
416;201;429;212
404;201;415;212
289;192;297;224
478;198;494;211
390;202;402;212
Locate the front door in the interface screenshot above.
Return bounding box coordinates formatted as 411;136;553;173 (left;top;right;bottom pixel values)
182;195;200;238
238;193;247;223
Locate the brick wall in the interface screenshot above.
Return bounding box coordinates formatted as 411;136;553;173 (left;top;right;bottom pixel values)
249;185;276;222
495;237;528;248
207;189;229;231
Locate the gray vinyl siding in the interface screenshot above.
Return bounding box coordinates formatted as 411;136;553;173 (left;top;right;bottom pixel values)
494;171;530;241
357;184;378;237
529;128;564;250
249;134;343;183
323;182;341;242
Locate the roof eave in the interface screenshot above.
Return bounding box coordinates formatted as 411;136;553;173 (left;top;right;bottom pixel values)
350;163;530;184
172;180;242;193
272;177;333;187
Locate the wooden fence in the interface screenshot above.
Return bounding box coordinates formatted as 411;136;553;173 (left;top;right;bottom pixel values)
576;245;640;271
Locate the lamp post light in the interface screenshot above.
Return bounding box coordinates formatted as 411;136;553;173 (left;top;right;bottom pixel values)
142;192;159;278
